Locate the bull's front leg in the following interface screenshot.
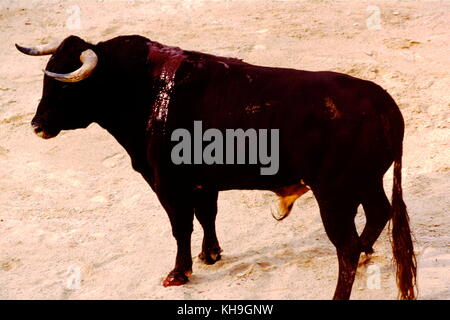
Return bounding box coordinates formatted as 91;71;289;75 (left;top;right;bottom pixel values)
157;189;195;287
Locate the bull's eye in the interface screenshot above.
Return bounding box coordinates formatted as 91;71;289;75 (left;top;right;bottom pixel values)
61;84;70;89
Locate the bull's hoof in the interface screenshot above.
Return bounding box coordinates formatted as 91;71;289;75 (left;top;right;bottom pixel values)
162;270;191;287
198;247;222;265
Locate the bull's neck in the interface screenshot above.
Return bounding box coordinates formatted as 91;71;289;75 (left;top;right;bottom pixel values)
94;41;187;176
96;98;151;176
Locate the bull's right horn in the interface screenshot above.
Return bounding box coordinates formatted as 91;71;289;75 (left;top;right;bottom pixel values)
15;39;62;56
43;49;98;83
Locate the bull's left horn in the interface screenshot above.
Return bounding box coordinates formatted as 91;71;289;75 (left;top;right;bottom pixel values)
15;40;62;56
43;49;98;83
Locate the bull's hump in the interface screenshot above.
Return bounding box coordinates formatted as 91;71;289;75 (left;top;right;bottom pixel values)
147;42;186;77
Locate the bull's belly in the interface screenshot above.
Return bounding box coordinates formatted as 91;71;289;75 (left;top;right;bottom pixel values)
192;159;310;191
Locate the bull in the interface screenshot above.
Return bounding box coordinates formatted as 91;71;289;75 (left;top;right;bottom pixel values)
16;35;416;299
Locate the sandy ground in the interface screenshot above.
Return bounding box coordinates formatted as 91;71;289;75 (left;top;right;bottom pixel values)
0;0;449;300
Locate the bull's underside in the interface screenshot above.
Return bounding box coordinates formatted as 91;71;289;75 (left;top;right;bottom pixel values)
16;35;416;299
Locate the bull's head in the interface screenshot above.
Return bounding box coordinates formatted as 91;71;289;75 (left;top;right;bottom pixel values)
16;36;99;139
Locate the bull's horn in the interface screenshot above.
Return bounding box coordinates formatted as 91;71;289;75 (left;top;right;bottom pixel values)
15;40;62;56
43;49;98;83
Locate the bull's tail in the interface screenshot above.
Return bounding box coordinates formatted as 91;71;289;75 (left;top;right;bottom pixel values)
390;154;417;300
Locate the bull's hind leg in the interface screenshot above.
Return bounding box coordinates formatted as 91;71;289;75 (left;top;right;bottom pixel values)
194;188;222;264
314;188;361;300
360;178;391;255
271;181;310;220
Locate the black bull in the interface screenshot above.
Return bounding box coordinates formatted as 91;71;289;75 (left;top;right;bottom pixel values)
16;35;416;299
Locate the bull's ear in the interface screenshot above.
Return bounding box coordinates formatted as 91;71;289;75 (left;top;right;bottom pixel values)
15;40;62;56
43;49;98;83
